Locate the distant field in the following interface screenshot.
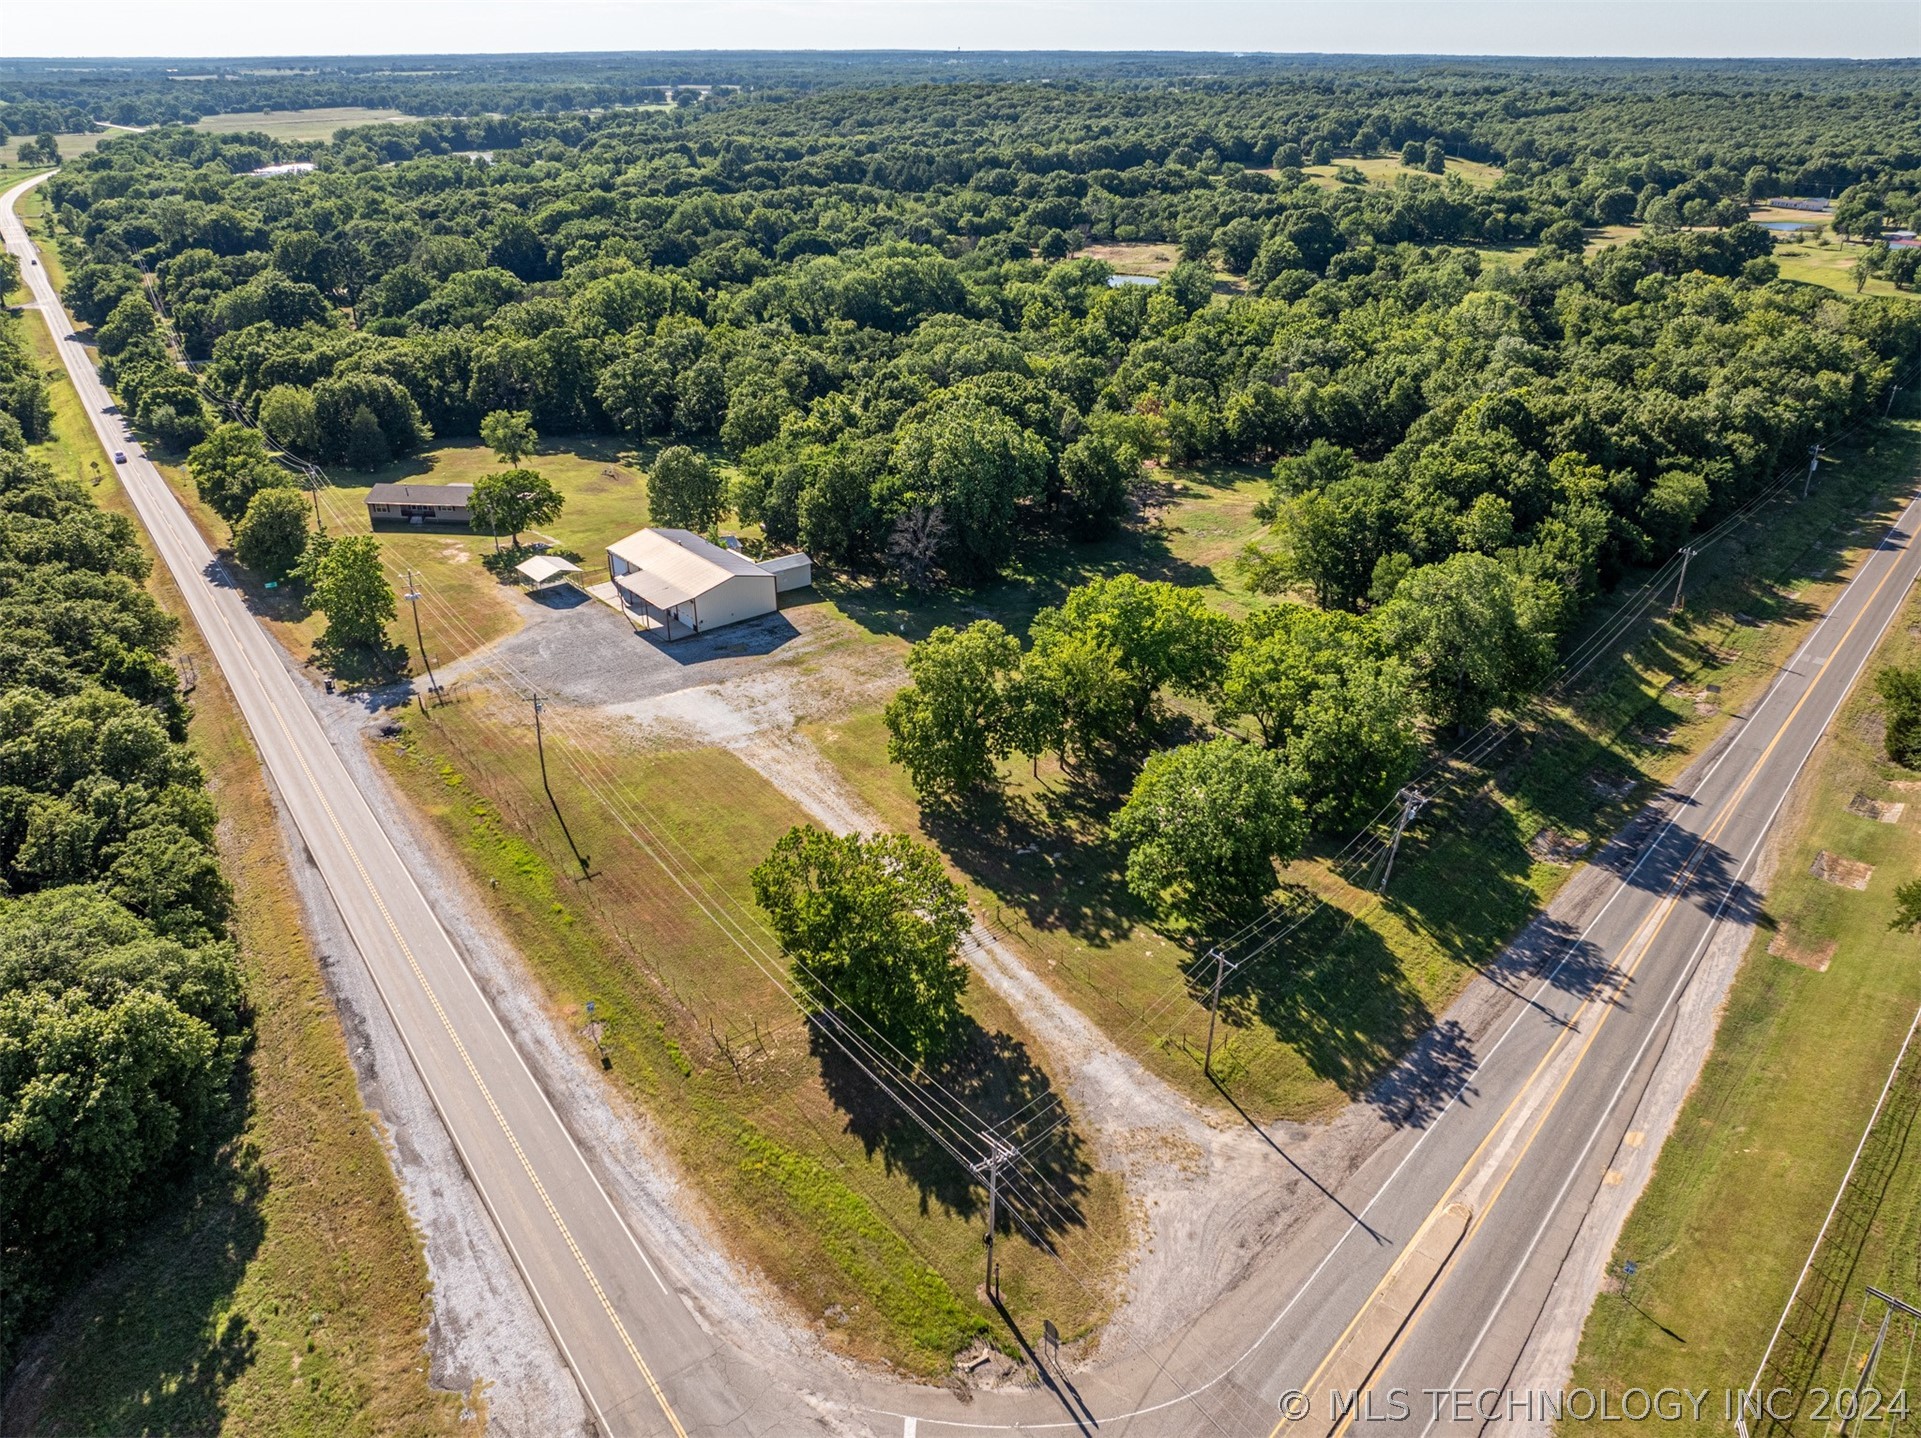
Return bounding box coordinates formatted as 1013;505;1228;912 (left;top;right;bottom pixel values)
1298;154;1504;189
1074;240;1182;276
0;129;116;172
1774;239;1906;299
192;106;416;139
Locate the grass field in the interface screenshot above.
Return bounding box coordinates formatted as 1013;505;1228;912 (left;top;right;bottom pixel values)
192;107;418;139
810;416;1921;1122
374;694;1129;1374
2;310;465;1436
1773;238;1907;299
1298;155;1504;189
1073;241;1184;276
1569;585;1921;1434
0;129;118;180
145;435;666;674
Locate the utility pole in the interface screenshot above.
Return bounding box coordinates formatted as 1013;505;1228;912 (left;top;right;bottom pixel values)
1888;383;1903;418
1379;787;1427;894
1804;442;1824;499
978;1134;1016;1300
533;694;552;798
402;569;440;703
1670;545;1695;612
1839;1287;1921;1438
1201;946;1228;1079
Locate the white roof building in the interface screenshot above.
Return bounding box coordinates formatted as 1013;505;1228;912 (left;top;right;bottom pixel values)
515;554;582;588
604;528;786;639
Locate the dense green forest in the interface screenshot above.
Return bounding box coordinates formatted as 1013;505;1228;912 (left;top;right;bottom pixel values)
0;306;243;1363
43;68;1921;600
9;52;1921;1375
33;62;1920;912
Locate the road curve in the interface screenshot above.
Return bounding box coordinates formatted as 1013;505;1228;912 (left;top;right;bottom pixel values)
1;172;795;1438
10;163;1918;1438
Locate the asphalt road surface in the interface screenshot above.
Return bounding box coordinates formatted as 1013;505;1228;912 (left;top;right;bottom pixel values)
1;173;801;1438
1224;494;1921;1438
9;162;1917;1438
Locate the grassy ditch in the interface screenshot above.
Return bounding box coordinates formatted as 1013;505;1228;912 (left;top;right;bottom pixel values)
2;308;465;1436
1568;585;1921;1433
813;415;1921;1123
373;694;1128;1375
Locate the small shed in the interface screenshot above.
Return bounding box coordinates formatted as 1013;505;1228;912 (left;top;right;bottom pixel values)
366;482;473;526
605;528;776;639
515;555;582;590
759;551;813;593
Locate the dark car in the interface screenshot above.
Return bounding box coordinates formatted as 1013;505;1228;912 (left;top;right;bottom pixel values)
113;451;127;464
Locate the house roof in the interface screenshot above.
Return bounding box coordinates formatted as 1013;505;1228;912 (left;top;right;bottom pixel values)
605;527;772;600
365;483;474;506
759;551;812;574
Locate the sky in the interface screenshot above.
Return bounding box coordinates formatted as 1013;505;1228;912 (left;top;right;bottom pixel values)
2;1;1915;61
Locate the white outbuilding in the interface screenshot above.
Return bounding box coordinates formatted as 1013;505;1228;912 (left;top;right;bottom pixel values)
759;551;813;593
603;528;774;639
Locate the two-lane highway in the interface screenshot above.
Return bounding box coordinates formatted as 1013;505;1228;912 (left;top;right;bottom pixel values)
1235;483;1921;1437
10;158;1917;1438
2;173;797;1438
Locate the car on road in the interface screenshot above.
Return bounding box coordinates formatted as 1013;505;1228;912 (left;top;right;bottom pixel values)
113;451;126;464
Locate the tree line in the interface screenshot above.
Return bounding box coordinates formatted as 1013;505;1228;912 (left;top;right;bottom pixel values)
0;311;244;1361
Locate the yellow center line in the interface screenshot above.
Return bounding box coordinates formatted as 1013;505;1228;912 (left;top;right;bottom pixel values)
47;310;692;1434
1276;507;1917;1438
252;663;690;1438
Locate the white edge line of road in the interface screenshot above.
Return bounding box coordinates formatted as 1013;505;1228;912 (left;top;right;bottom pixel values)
1419;490;1921;1435
1;173;682;1433
877;485;1921;1434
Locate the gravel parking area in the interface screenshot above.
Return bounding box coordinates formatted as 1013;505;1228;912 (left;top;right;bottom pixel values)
435;585;842;708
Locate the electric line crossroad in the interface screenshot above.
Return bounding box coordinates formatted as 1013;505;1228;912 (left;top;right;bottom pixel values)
13;160;1921;1438
2;172;813;1438
1233;489;1921;1437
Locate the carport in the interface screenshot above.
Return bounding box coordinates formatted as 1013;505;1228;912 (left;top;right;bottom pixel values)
516;554;583;591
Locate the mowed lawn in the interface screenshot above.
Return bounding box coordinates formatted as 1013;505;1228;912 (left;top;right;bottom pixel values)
375;691;1130;1374
812;419;1921;1122
1773;240;1908;299
145;435;659;672
1570;587;1921;1430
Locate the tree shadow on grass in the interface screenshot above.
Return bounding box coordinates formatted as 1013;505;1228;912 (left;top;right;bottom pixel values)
920;775;1146;951
2;1107;264;1434
822;515;1218;647
810;1013;1090;1243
